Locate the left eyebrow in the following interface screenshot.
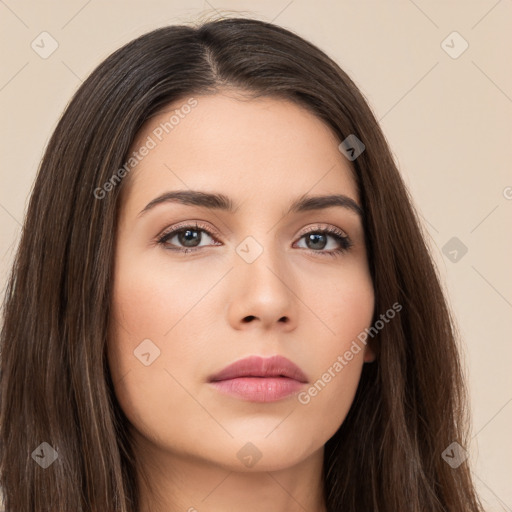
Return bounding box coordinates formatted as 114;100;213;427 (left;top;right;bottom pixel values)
288;193;363;218
137;190;363;218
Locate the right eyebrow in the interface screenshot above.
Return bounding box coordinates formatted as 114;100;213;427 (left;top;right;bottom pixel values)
138;190;236;217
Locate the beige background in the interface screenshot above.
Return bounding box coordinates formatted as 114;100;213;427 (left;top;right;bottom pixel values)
0;1;511;510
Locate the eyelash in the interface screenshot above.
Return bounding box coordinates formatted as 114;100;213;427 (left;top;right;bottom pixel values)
156;222;353;257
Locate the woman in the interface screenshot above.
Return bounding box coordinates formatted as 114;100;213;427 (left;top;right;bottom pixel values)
0;16;484;512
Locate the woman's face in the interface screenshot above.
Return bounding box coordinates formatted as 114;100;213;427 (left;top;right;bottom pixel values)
107;92;375;472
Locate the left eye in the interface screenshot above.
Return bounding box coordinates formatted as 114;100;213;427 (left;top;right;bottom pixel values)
294;230;350;253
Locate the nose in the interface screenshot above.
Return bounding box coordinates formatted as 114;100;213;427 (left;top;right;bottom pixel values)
226;240;298;332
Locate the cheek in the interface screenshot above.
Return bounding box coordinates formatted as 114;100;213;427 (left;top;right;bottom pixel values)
293;263;374;436
293;349;364;454
106;273;202;450
108;251;216;360
106;258;165;406
106;254;218;433
301;255;375;351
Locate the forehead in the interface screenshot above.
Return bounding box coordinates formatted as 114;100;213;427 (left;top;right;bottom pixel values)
121;92;358;213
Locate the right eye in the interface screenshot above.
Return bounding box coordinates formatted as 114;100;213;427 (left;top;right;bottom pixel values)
156;222;221;253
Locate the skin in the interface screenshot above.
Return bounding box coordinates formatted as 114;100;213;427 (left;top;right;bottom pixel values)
107;91;376;512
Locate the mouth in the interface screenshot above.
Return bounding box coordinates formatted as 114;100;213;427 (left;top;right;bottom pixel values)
208;355;308;403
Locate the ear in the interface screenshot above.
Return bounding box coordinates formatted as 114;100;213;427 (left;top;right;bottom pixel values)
363;344;376;363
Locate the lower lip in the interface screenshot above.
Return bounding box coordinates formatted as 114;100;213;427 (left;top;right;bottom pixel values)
210;377;305;402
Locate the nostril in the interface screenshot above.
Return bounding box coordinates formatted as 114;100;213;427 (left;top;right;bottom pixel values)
243;315;256;322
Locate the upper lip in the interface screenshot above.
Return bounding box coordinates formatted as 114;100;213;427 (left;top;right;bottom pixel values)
208;355;308;383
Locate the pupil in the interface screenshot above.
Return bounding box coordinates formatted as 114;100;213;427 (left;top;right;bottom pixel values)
308;233;326;250
179;229;200;247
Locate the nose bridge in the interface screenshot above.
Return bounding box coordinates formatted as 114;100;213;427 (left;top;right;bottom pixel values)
227;228;298;329
236;229;287;289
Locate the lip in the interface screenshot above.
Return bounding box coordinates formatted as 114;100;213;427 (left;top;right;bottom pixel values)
208;355;308;403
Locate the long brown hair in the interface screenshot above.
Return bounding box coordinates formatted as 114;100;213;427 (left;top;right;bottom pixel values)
0;16;484;512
